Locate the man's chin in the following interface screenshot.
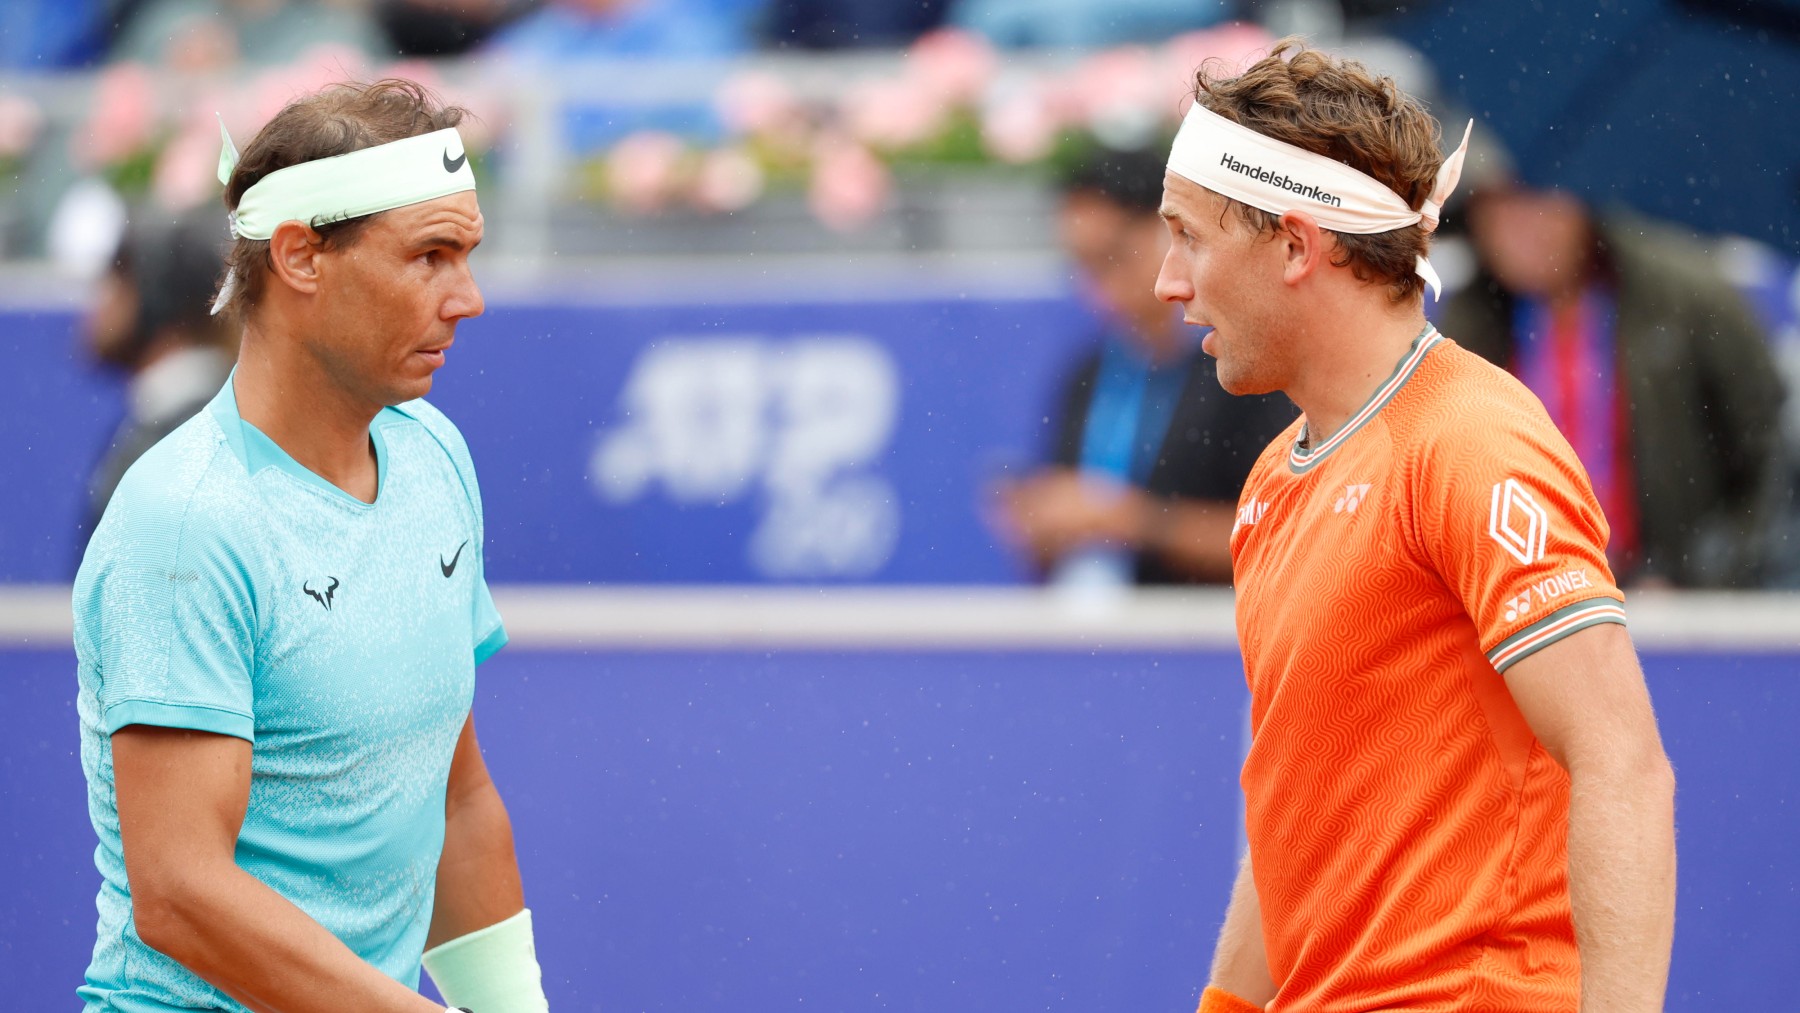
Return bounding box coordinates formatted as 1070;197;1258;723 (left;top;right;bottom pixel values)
1216;367;1277;398
386;374;435;406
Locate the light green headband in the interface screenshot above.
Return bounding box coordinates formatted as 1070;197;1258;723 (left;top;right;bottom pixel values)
216;119;476;241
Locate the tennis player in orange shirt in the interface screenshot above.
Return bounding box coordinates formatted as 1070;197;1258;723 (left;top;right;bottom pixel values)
1155;41;1676;1013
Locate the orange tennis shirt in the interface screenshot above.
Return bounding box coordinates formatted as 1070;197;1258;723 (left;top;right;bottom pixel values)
1229;328;1627;1012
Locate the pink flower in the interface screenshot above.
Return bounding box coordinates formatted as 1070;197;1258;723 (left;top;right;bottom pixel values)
0;93;44;159
1071;46;1173;148
607;131;687;213
842;77;946;151
716;70;803;137
251;46;373;127
692;147;765;213
74;62;159;170
808;135;889;233
1161;23;1276;92
1072;47;1162;126
152;117;222;211
906;28;997;106
981;90;1058;165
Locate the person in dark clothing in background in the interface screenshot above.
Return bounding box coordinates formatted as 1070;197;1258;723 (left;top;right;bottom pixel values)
993;145;1296;585
1442;182;1788;588
79;211;235;547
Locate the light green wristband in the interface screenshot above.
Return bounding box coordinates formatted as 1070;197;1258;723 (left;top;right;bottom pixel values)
421;908;549;1013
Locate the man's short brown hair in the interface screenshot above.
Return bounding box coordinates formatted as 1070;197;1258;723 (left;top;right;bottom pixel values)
1192;38;1444;303
218;79;469;324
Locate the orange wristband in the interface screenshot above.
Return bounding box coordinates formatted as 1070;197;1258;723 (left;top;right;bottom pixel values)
1198;985;1265;1013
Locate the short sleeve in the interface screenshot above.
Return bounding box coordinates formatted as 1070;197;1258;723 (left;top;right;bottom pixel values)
1408;403;1626;673
472;552;506;666
74;461;259;741
393;397;510;665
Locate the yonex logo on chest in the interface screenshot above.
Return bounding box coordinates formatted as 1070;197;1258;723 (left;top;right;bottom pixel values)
1333;484;1372;514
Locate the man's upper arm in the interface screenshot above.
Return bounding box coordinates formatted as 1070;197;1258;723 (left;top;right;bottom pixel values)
1498;622;1665;772
1410;393;1626;674
113;726;252;900
76;455;259;740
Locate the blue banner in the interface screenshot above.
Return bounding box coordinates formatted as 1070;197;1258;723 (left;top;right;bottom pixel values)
0;296;1098;584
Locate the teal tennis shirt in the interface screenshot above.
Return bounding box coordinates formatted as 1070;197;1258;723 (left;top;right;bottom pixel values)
72;377;507;1011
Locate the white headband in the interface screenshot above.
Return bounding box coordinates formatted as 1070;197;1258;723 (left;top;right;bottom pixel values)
218;122;475;240
1166;103;1472;299
211;120;477;313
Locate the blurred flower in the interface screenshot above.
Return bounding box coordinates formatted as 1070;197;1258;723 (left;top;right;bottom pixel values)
692;147;765;213
808;135;889;233
906;29;998;107
75;63;160;171
1161;23;1275;88
0;93;45;160
154;116;225;211
716;70;804;138
1075;46;1179;150
842;77;946;152
251;45;373;126
981;88;1058;165
607;130;688;214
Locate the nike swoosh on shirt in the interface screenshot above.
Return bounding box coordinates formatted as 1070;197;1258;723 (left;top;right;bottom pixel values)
441;540;469;577
443;149;467;173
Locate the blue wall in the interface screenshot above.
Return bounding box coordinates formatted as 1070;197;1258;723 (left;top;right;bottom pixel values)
7;238;1799;588
1;296;1097;585
3;646;1795;1009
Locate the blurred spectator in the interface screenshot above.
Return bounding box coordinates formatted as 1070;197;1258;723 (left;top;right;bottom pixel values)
377;0;540;56
0;0;121;70
993;145;1295;585
486;0;756;153
111;0;389;71
949;0;1229;49
79;211;235;547
761;0;948;49
1443;184;1789;588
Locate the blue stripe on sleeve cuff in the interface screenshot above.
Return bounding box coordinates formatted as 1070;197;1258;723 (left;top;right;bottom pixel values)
474;623;508;666
102;699;254;742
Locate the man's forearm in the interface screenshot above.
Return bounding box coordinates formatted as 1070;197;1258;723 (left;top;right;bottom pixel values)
429;778;527;948
1567;754;1677;1011
1139;498;1236;582
1209;854;1276;1005
137;864;443;1013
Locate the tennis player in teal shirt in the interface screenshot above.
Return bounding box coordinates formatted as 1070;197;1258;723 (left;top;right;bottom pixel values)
73;80;549;1012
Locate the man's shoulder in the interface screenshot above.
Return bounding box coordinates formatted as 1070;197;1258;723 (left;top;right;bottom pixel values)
105;409;249;527
79;411;260;598
1392;337;1553;449
383;397;484;510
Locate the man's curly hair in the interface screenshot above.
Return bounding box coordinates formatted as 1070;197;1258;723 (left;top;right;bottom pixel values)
1192;38;1445;303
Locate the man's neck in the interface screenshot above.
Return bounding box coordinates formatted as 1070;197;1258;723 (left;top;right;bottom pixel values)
1287;299;1430;449
233;323;382;503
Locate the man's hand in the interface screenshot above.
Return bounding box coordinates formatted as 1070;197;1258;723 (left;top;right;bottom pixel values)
114;725;444;1013
994;468;1146;562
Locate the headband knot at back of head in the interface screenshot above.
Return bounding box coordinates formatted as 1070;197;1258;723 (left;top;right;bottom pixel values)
1166;103;1473;299
211;118;477;313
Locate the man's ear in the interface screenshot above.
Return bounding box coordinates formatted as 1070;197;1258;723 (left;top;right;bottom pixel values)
1276;210;1328;287
266;221;325;299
